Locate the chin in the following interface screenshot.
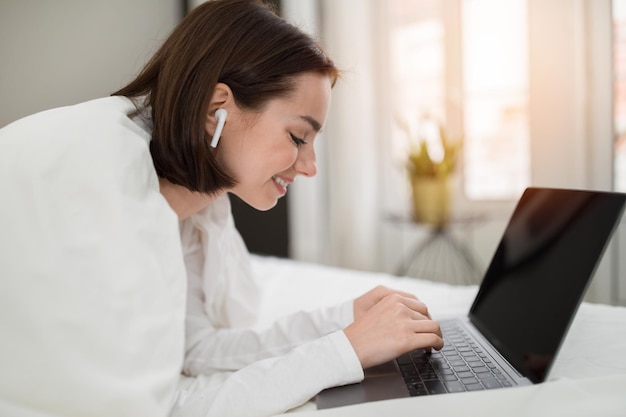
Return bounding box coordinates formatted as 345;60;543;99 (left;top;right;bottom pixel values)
231;186;282;211
253;200;278;211
235;195;278;211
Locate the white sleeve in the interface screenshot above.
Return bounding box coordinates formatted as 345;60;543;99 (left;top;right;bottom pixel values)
181;199;355;374
170;331;364;417
184;292;354;373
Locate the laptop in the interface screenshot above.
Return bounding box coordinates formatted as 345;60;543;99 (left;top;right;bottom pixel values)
317;187;626;409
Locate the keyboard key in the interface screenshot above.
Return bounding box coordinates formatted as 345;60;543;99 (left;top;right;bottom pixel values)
465;383;484;391
430;362;444;372
482;378;503;389
408;382;425;390
444;381;465;393
414;358;429;366
408;386;428;396
410;350;427;358
425;380;448;395
396;353;413;365
400;365;418;377
461;377;479;385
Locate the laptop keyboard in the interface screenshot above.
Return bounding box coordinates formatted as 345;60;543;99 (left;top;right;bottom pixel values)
396;321;515;396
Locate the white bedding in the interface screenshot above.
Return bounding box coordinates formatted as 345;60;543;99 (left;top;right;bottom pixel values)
249;255;626;416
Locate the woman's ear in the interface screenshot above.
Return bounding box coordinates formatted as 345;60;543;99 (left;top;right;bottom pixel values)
205;82;234;137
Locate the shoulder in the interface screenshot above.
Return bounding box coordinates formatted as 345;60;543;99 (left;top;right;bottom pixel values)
0;96;151;152
1;96;144;135
0;97;184;415
1;96;158;194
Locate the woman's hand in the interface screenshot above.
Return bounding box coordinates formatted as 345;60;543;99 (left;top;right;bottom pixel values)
353;285;431;320
345;290;443;369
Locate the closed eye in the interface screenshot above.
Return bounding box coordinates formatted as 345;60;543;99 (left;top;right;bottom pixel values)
290;133;307;147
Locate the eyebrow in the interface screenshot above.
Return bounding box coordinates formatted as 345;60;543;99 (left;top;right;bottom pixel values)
300;115;322;133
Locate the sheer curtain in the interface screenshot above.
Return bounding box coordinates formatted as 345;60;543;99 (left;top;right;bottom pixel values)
284;0;381;271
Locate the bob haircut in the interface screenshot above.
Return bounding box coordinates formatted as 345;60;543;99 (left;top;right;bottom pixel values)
113;0;339;194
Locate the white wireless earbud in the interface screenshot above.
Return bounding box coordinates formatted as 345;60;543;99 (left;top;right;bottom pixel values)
210;108;228;148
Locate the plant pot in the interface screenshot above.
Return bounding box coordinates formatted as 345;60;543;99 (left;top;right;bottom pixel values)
410;175;451;227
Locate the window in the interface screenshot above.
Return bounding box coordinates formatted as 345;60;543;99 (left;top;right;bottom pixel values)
388;1;446;165
387;0;529;202
461;0;529;199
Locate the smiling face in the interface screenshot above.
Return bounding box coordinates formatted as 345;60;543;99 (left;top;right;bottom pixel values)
212;72;332;211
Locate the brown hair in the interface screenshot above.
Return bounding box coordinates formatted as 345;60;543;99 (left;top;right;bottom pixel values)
113;0;339;194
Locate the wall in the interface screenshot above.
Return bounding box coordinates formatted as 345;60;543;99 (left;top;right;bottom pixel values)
0;0;180;128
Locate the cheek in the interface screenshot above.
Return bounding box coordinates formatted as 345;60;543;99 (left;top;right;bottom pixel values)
237;146;295;183
278;147;299;168
261;140;298;174
230;126;299;179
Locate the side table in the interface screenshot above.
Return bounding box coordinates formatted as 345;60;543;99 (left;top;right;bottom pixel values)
386;214;484;285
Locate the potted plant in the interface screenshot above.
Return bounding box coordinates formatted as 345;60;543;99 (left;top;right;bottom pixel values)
397;115;461;227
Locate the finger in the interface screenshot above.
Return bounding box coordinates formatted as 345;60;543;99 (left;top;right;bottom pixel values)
374;286;419;302
410;321;444;351
400;297;431;319
392;289;419;301
415;332;445;352
411;319;443;338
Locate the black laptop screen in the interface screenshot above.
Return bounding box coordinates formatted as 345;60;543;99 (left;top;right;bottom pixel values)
468;188;626;383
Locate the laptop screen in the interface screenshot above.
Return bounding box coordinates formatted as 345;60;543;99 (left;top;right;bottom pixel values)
469;187;626;383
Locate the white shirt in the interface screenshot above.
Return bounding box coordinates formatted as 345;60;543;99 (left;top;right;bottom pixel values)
0;96;363;417
175;194;363;416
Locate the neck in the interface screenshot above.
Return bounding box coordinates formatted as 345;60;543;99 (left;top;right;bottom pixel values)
159;178;223;220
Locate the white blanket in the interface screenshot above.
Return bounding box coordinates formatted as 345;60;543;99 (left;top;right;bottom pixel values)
249;255;626;416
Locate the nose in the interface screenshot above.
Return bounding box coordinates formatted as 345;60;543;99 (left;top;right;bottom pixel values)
294;146;317;177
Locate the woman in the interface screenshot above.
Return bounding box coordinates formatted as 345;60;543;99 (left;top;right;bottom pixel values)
0;1;443;416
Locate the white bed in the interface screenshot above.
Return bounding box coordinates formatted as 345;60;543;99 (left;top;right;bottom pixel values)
249;255;626;417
